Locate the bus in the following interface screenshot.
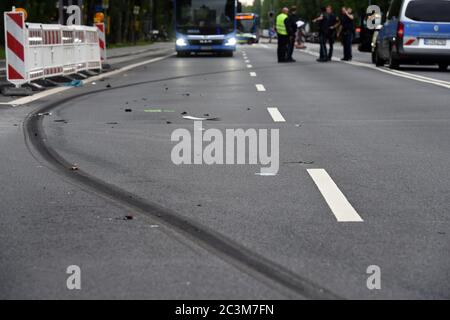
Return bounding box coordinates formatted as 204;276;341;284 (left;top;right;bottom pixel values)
236;13;260;44
174;0;237;57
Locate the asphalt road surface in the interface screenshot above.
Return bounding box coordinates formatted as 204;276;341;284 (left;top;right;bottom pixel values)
0;42;449;299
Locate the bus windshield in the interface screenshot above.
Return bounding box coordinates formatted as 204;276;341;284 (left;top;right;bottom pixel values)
176;0;236;35
237;18;256;34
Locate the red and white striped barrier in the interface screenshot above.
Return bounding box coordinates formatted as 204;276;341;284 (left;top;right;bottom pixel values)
95;23;107;63
3;10;103;88
4;11;27;86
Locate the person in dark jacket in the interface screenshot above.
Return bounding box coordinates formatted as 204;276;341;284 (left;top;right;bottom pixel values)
340;7;355;61
286;6;299;62
325;5;340;61
313;7;328;62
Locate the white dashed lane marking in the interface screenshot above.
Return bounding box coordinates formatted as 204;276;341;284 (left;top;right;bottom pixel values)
256;84;266;92
307;169;363;222
250;72;257;77
246;64;253;68
267;107;285;122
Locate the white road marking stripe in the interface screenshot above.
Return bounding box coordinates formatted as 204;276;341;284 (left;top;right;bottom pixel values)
246;64;253;68
267;107;286;122
245;59;250;63
301;49;450;90
392;69;450;85
255;84;266;92
7;87;71;106
3;53;175;106
307;169;363;222
345;61;450;89
250;72;257;77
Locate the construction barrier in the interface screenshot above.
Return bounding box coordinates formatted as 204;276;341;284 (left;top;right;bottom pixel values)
4;10;103;88
95;23;107;63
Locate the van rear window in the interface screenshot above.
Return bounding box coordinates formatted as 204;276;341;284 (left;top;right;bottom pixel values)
405;0;450;22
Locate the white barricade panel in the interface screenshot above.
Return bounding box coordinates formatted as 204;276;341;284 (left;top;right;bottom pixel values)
4;10;103;86
41;25;64;78
26;23;45;80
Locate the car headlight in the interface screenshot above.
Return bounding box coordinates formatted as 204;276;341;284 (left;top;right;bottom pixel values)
176;38;187;47
225;37;237;46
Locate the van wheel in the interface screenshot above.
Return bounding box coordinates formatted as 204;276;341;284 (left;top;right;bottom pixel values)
388;50;399;69
375;50;385;67
438;63;448;71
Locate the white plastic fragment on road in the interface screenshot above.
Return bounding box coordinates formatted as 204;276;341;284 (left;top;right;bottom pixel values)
182;115;219;121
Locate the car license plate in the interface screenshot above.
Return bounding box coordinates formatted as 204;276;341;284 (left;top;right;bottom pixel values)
200;46;212;50
424;39;446;46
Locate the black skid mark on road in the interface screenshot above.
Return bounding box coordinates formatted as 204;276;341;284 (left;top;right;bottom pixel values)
22;65;343;301
283;161;315;165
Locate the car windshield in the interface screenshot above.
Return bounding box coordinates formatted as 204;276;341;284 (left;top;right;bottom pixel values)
405;0;450;22
176;0;235;35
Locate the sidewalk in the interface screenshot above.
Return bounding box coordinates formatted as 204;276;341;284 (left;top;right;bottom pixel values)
0;41;174;102
107;42;172;59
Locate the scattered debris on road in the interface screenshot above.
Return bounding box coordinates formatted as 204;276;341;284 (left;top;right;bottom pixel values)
283;161;315;165
144;109;175;113
255;172;277;176
182;115;219;121
64;80;83;87
119;214;135;221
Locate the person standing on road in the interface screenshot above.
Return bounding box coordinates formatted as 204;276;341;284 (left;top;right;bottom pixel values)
325;5;340;61
286;6;299;63
313;7;328;62
340;7;355;61
275;7;290;63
